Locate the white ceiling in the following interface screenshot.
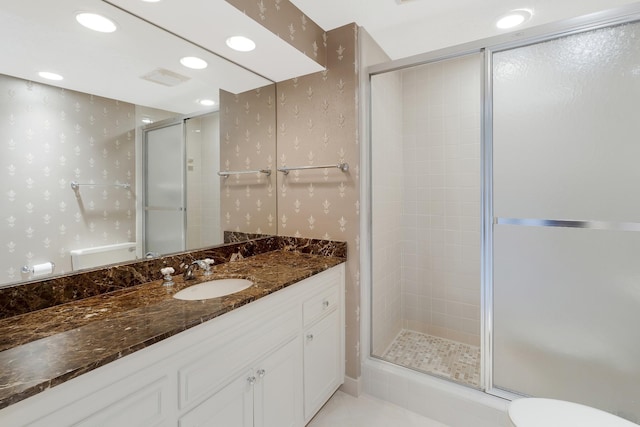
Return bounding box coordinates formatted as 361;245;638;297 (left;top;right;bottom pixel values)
290;0;640;59
106;0;324;82
3;0;638;116
0;0;322;115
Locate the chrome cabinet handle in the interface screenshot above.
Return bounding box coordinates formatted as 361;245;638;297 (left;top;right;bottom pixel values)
322;300;330;309
247;376;256;385
306;334;314;341
257;369;266;378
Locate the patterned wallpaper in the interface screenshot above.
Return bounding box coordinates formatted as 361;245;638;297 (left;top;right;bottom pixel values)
219;85;277;236
0;74;136;286
225;0;327;68
276;23;360;380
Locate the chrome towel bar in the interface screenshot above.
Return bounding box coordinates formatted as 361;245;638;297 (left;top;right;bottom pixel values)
217;169;272;178
277;163;349;175
70;181;130;190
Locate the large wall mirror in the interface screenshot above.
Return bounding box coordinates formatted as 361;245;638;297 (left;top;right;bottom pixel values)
0;0;284;287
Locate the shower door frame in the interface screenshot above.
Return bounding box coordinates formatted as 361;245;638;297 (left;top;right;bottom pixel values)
142;117;188;256
364;2;640;399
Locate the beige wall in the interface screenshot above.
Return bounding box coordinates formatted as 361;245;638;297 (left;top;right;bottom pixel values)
224;0;369;385
276;23;360;379
0;75;136;285
219;86;277;236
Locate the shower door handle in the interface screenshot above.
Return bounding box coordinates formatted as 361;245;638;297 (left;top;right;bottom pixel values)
495;217;640;232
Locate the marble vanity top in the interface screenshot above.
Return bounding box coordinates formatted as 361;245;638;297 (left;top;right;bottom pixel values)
0;239;346;410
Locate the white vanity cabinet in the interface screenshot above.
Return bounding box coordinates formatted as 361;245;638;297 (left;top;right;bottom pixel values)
179;334;303;427
0;263;344;427
178;337;303;427
302;273;344;423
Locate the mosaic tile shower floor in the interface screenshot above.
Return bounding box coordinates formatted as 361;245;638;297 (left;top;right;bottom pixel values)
381;330;481;387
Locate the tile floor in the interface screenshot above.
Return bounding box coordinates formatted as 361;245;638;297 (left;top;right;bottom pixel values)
306;390;449;427
381;330;481;387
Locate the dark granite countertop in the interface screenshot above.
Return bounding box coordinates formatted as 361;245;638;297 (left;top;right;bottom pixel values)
0;250;345;410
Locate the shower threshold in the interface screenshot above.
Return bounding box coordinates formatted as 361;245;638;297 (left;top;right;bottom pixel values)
380;329;481;388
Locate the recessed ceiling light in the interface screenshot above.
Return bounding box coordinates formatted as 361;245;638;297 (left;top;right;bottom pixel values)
199;99;216;107
38;71;64;81
180;56;208;70
226;36;256;52
76;12;117;33
496;9;533;29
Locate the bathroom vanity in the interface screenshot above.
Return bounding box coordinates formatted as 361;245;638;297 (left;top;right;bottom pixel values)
0;239;345;426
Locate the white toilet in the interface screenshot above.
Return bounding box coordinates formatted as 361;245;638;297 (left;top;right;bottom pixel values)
508;398;639;427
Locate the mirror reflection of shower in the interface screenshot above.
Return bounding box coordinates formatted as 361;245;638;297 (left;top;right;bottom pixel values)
143;111;221;257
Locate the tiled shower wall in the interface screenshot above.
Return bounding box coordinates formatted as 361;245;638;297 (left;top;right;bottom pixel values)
0;74;136;285
370;68;404;355
400;55;482;346
372;55;482;351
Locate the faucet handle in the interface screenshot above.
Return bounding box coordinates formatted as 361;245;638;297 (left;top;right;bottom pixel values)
160;267;175;286
201;258;214;276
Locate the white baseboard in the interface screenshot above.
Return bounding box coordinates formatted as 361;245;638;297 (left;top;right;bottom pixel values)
340;375;362;397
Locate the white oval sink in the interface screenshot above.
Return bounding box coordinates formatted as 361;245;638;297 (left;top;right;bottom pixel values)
173;279;253;301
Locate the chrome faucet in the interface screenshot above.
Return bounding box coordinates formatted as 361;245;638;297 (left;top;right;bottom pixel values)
183;258;214;280
183;261;200;280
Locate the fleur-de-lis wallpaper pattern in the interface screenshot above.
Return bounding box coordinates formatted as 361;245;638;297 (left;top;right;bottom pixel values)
276;23;360;380
0;74;135;286
225;0;327;67
220;85;277;236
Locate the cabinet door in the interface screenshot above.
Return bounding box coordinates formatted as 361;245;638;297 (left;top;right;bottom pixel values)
253;336;303;427
303;310;341;420
179;374;253;427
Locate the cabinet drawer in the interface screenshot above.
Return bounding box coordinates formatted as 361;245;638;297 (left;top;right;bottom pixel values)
303;284;339;327
71;377;169;427
26;374;170;427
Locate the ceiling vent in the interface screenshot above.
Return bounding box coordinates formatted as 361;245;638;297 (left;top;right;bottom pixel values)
141;68;191;87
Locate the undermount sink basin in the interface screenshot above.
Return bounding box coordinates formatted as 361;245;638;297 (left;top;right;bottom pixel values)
173;279;253;301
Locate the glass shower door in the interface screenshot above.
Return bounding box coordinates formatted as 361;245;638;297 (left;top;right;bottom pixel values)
144;122;186;255
492;21;640;421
